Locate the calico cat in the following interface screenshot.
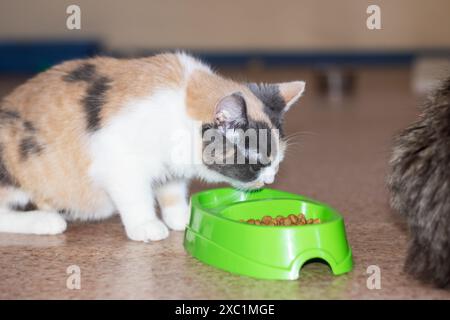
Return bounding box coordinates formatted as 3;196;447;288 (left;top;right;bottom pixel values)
0;52;305;242
388;77;450;287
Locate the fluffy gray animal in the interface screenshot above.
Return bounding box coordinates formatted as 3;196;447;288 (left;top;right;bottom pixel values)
388;78;450;288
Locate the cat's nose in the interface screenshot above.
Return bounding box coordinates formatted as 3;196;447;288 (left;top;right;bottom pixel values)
253;181;265;189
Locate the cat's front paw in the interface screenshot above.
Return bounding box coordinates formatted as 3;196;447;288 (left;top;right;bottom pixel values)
162;205;190;231
125;219;169;242
31;212;67;235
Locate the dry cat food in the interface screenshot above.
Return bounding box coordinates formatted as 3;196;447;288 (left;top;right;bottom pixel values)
240;214;320;226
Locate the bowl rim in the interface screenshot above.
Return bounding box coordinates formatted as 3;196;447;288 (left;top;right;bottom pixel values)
190;188;343;229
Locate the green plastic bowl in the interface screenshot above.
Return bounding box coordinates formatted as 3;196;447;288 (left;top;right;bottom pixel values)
184;188;353;280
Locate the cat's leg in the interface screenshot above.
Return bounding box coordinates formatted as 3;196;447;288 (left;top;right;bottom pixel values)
0;187;66;235
156;180;190;231
103;172;169;242
0;210;67;235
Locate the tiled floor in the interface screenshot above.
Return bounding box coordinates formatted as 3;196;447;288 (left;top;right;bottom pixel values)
1;67;449;299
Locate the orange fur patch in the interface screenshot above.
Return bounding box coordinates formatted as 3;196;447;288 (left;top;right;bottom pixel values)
186;70;272;125
157;192;184;208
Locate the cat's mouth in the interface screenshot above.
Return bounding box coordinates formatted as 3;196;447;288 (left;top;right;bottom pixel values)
231;181;265;192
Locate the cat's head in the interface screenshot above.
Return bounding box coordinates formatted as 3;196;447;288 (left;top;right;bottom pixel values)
200;81;305;190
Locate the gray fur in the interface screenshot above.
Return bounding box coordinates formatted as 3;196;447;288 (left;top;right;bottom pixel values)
388;78;450;288
247;83;286;136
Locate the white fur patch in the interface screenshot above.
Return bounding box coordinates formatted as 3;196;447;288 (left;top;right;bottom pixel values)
0;210;66;235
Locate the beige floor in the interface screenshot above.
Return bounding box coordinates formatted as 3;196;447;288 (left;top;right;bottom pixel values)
0;66;449;299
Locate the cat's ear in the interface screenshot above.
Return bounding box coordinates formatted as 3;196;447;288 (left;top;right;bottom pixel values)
277;81;305;112
247;81;305;114
214;92;248;131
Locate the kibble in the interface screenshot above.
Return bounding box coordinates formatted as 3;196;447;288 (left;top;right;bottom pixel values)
299;214;307;224
288;214;298;224
240;214;320;226
275;216;284;225
262;215;273;225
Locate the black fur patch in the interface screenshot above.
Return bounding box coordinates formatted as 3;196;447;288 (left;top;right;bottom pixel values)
63;63;97;82
0;145;18;187
82;76;112;131
388;78;450;288
0;108;21;126
20;136;44;160
0;109;20;120
247;83;286;136
10;201;38;211
23;120;36;132
63;63;112;131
